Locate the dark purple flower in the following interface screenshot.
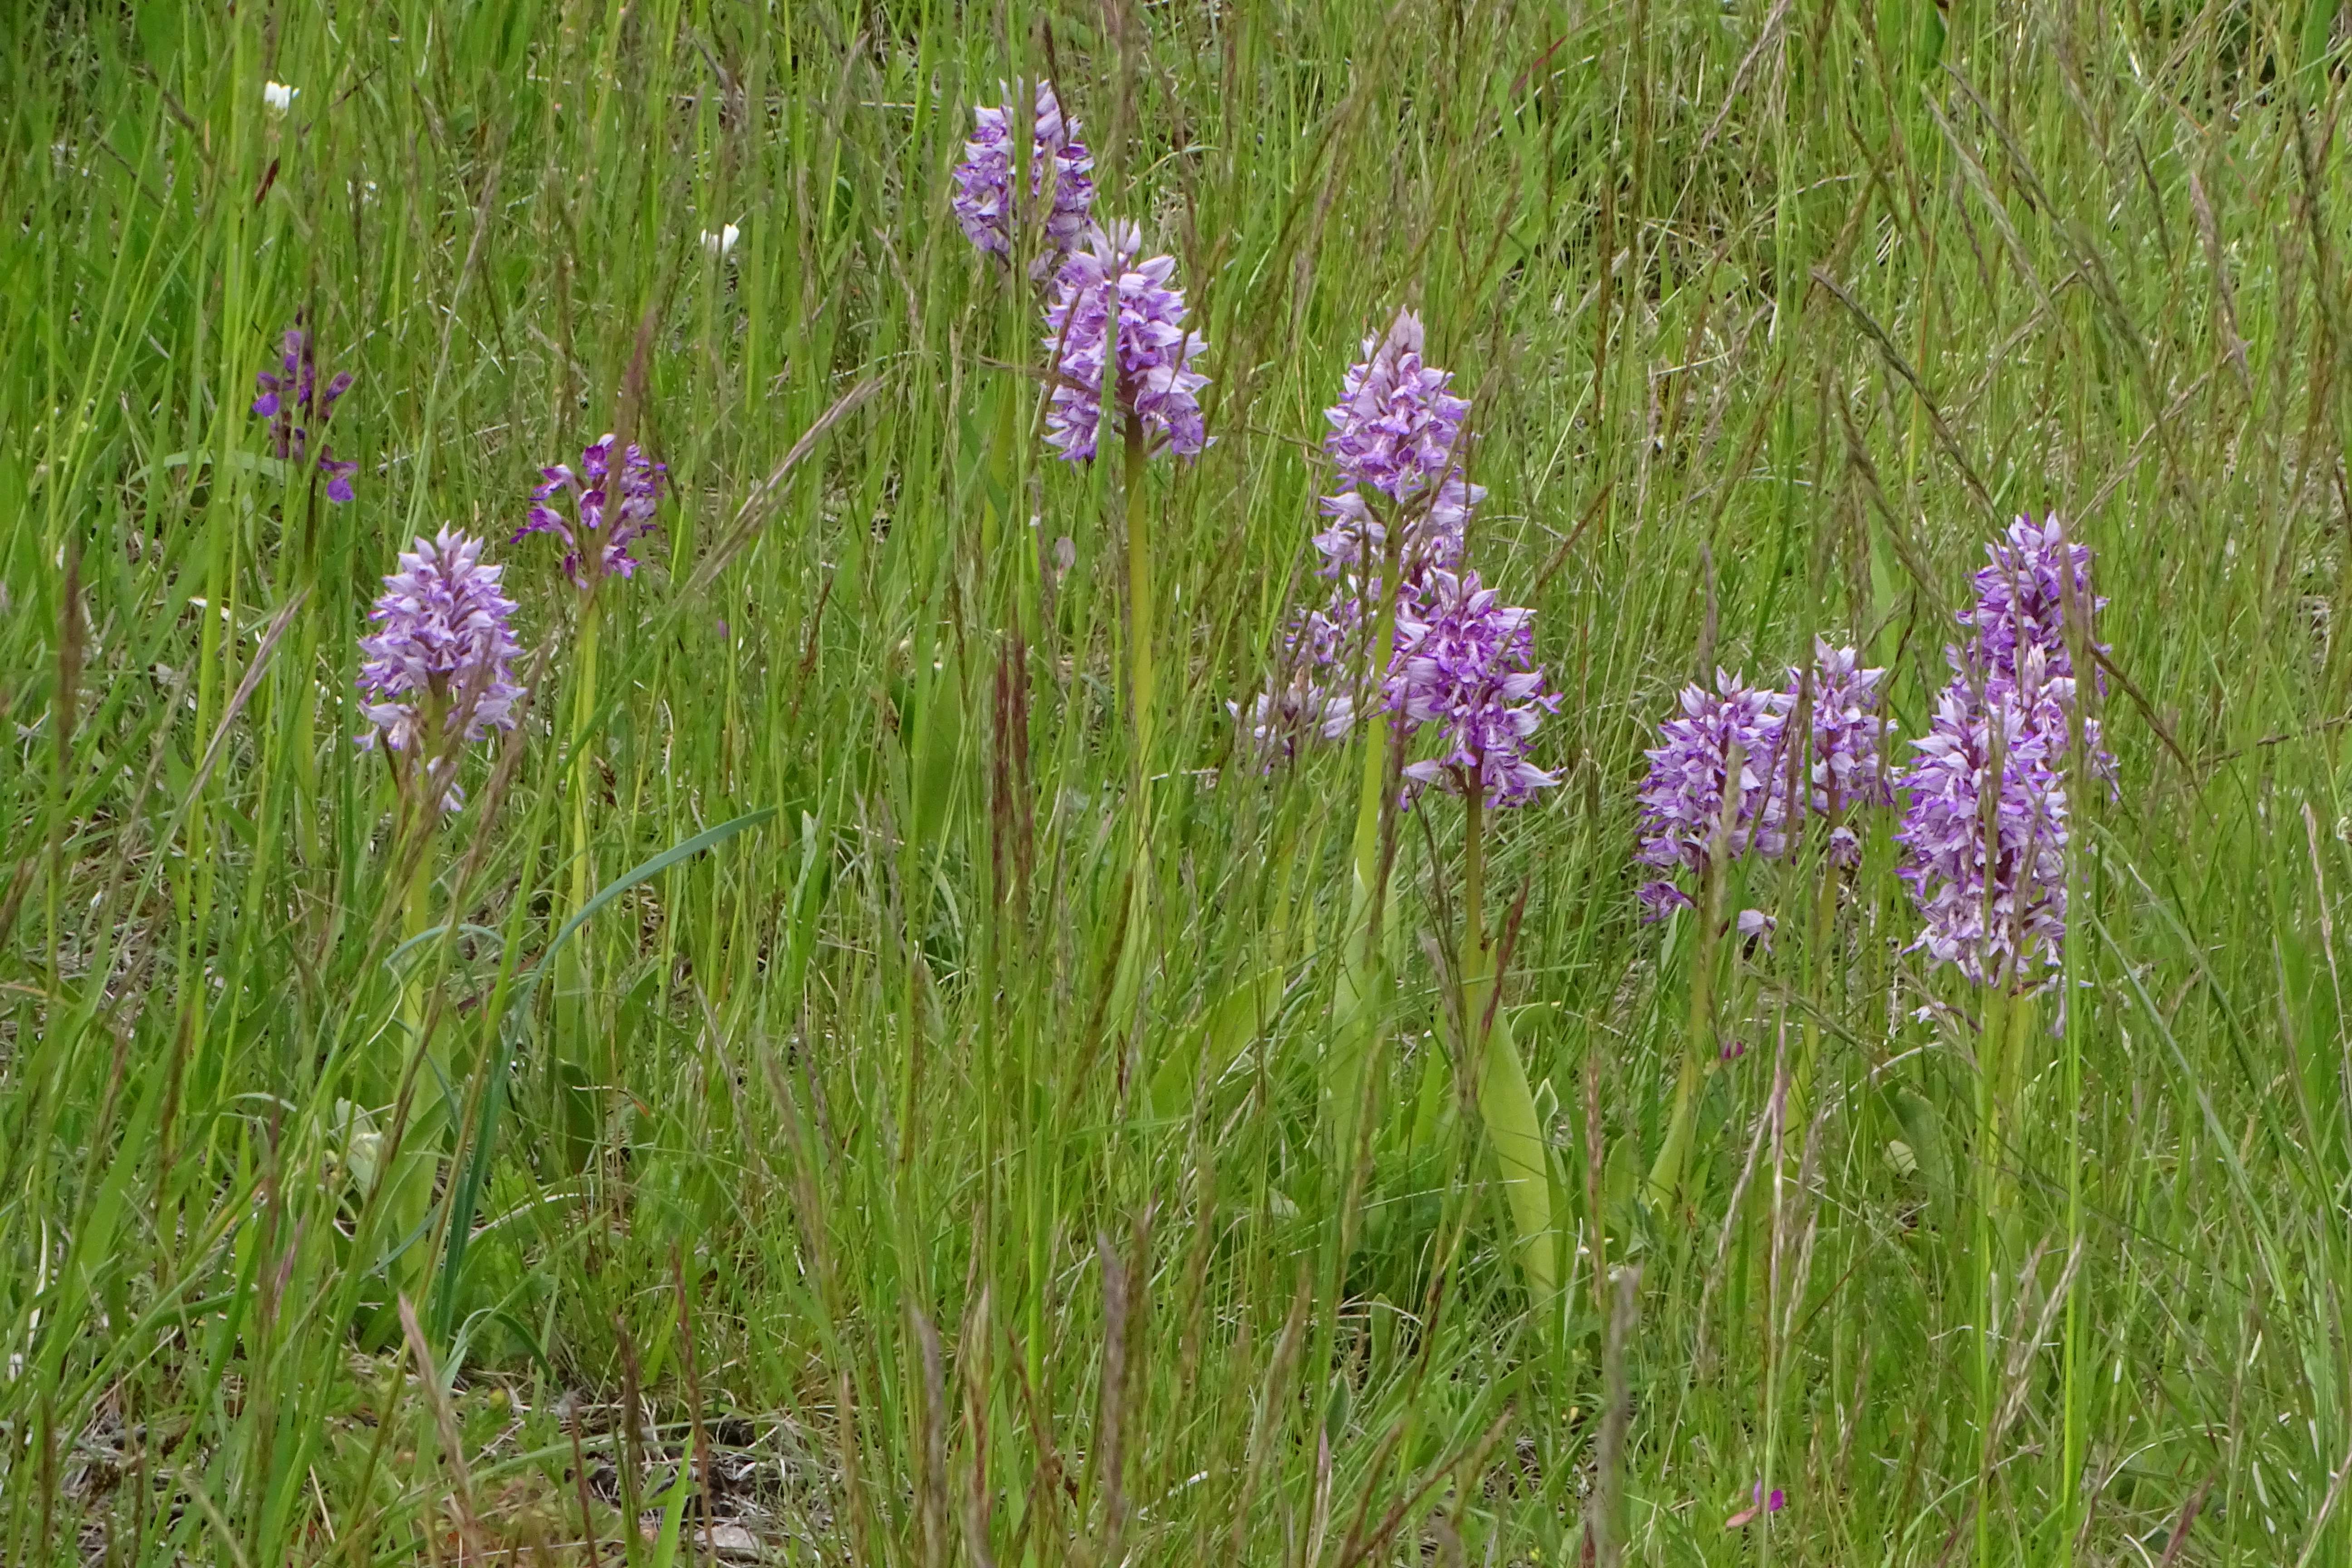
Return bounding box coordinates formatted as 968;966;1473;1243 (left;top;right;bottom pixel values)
318;452;357;505
1635;676;1792;916
1894;652;2073;987
1323;309;1472;505
1042;221;1209;463
1389;571;1561;806
357;529;526;808
251;318;357;502
952;81;1096;272
514;435;666;589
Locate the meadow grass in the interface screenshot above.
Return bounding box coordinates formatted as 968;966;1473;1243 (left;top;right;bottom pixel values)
6;1;2352;1563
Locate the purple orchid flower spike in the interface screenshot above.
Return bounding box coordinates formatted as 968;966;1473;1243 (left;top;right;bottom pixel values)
514;434;667;590
1244;308;1486;756
251;317;358;502
357;528;526;813
1042;221;1210;464
1952;513;2116;780
1323;309;1474;504
952;80;1097;273
1895;517;2115;989
1784;640;1892;864
1635;675;1793;918
1896;650;2076;989
1389;570;1562;807
1963;513;2107;687
1312;310;1482;588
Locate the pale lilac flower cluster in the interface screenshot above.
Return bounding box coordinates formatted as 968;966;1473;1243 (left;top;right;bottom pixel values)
1311;473;1480;582
357;529;525;808
1792;641;1892;863
252;320;358;502
1042;221;1209;463
1232;676;1357;758
1949;512;2114;777
1242;315;1491;757
1961;513;2106;686
515;436;667;588
1635;676;1791;915
1897;515;2106;986
1634;642;1890;916
952;81;1096;271
1232;576;1380;756
1323;310;1469;498
1894;652;2074;985
1311;312;1481;584
1391;571;1561;805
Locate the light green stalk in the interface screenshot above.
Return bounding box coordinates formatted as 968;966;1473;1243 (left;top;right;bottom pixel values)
1648;851;1724;1213
1107;413;1160;1074
1974;984;2004;1568
1462;788;1555;1300
384;707;448;1303
1328;496;1408;1170
1122;413;1156;773
555;590;603;1172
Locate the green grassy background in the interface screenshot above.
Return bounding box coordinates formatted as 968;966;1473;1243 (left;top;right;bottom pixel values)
6;0;2352;1562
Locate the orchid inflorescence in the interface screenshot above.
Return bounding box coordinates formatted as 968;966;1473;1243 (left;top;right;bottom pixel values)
1895;514;2109;988
951;81;1098;273
1894;647;2076;987
1635;674;1797;916
952;85;1207;468
515;436;668;590
252;318;358;503
1634;641;1890;918
1632;514;2110;994
1313;309;1479;582
1240;310;1556;808
1039;220;1210;464
357;528;526;813
1391;571;1560;805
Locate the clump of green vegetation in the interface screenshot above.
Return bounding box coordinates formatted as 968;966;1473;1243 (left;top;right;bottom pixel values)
5;3;2350;1563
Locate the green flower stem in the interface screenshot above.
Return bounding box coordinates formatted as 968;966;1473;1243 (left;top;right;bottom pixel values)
556;590;603;1170
1973;983;2036;1568
1975;983;2003;1568
1648;854;1723;1212
385;725;445;1302
1314;502;1407;1394
1328;498;1408;1165
1122;413;1156;774
1100;415;1161;1090
1464;789;1556;1300
1788;834;1841;1152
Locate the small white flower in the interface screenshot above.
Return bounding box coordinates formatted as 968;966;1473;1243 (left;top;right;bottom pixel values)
700;222;740;257
263;81;298;115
